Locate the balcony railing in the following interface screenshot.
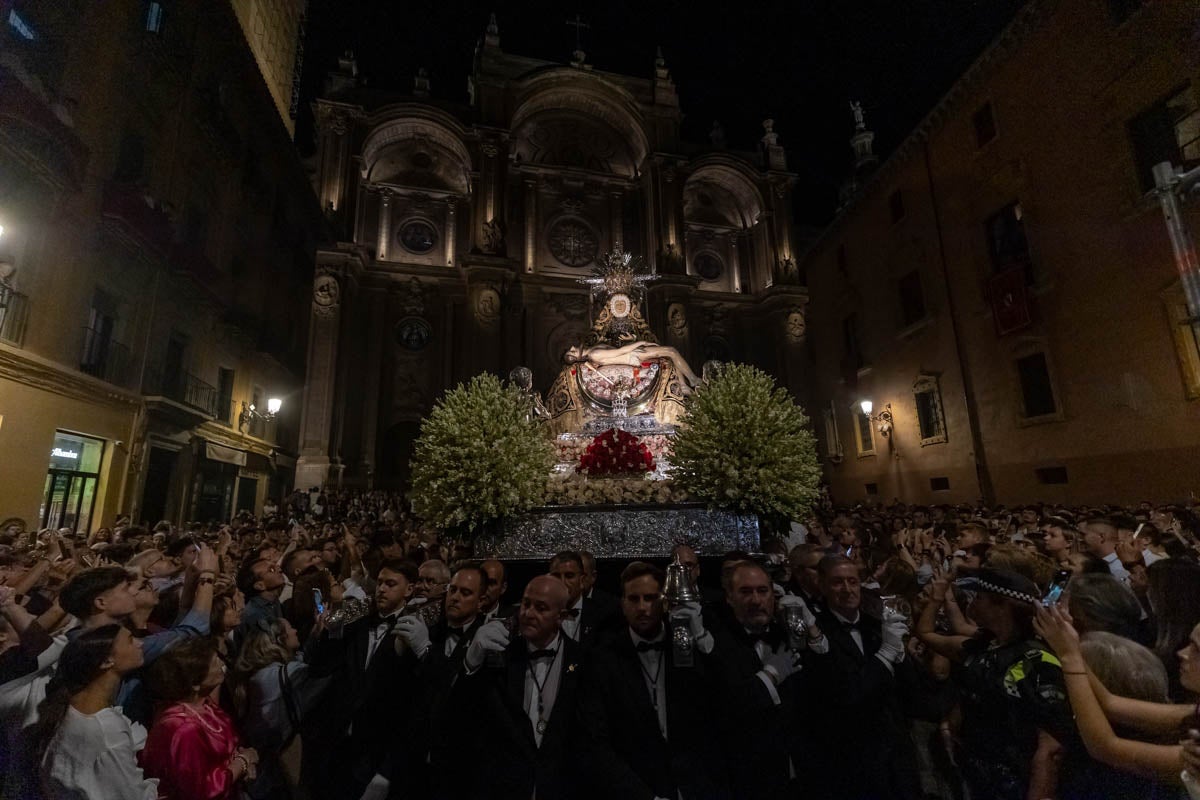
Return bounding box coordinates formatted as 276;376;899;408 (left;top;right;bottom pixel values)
79;326;131;387
101;182;174;257
0;286;30;346
143;363;218;417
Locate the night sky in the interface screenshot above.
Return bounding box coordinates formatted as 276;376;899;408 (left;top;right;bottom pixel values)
298;0;1026;223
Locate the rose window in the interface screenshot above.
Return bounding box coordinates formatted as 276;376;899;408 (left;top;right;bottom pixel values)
548;219;598;267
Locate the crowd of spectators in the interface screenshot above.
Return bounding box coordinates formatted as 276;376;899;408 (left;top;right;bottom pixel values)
1;492;1199;799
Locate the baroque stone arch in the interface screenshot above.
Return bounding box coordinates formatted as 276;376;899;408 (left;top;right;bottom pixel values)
510;71;649;176
683;160;765;229
361;110;472;193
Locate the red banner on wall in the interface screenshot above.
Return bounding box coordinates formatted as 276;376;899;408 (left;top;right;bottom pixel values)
988;267;1033;336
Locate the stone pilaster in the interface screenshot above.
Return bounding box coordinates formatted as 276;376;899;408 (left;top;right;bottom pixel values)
295;258;346;491
358;290;385;484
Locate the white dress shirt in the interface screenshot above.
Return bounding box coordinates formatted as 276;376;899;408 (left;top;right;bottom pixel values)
630;628;668;739
524;634;563;748
1103;552;1132;586
561;597;584;641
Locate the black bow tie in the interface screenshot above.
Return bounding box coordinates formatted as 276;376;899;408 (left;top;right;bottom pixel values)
529;648;557;660
370;614;398;631
745;630;773;644
841;619;861;632
563;607;581;619
635;640;666;653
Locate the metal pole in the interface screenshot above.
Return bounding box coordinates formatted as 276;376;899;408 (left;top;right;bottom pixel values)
1153;161;1200;323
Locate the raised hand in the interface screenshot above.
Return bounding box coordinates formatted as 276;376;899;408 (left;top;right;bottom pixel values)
464;618;511;671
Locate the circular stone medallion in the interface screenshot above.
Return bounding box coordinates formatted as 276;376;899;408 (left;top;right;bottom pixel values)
547;218;598;267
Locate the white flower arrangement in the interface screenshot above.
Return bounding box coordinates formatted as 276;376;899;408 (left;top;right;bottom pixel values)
544;473;691;507
409;373;554;534
671;363;821;521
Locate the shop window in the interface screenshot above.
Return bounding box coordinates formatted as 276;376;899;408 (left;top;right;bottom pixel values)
40;431;105;533
912;374;947;445
1129;85;1200;192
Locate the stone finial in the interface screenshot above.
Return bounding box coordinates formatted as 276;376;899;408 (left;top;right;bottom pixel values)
414;67;431;98
487;12;499;35
709;120;726;148
761;118;777;145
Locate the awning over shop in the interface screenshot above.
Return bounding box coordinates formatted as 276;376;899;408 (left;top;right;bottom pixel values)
205;441;247;466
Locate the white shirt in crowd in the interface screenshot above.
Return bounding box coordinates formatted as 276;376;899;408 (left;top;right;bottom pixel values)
41;706;158;800
561;598;584;642
524;634;564;748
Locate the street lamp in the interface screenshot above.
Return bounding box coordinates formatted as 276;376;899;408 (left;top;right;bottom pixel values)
858;399;893;437
239;397;283;432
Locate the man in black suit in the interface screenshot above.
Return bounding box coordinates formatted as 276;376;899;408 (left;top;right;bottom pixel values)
785;543;826;615
805;554;920;800
579;561;730;799
549;550;619;645
480;558;516;622
305;559;431;800
459;574;587;799
580;549;621;608
707;560;812;800
423;564;487;797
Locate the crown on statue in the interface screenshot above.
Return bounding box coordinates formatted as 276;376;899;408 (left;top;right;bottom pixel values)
578;249;655;301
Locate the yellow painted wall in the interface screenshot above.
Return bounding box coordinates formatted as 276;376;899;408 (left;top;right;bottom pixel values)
0;375;136;531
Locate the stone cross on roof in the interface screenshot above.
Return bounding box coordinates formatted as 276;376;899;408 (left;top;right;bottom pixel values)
566;13;590;65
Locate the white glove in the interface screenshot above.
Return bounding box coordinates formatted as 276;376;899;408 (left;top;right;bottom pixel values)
393;616;430;658
877;611;908;664
671;601;707;639
464;618;511;671
358;773;389;800
761;644;800;685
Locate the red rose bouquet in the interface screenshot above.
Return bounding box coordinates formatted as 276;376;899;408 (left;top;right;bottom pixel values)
578;428;656;476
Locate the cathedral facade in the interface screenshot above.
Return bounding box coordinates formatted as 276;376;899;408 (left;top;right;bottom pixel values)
296;19;809;491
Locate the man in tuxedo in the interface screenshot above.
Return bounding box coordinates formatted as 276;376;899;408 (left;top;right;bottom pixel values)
806;554;919;800
480;558;515;622
785;543;825;614
459;574;586;799
423;564;487;796
305;559;431;800
579;561;729;799
708;560;816;800
580;549;621;612
549;550;618;645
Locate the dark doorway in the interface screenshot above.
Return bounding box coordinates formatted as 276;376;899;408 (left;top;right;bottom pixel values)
141;446;177;525
194;464;236;524
236;476;258;514
379;421;421;489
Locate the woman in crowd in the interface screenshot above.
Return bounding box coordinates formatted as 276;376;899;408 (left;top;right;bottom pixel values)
34;625;158;799
233;617;331;799
1036;606;1200;794
1067;573;1145;641
1147;559;1200;700
142;637;259;799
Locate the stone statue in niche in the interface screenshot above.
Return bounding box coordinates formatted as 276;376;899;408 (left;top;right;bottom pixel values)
786;309;806;342
667;303;688;339
475;286;501;327
313;272;340;317
482;217;506;255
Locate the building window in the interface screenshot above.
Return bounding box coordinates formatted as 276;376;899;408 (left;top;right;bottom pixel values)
41;431;105;533
397;218;438;255
865;482;879;497
1129;85;1200;192
217;368;235;424
1107;0;1143;25
912;374;947;445
898;270;927;328
145;2;164;33
930;477;950;492
854;408;875;457
842;312;864;371
1163;282;1200;399
1035;466;1069;485
693;251;723;281
1016;351;1058;418
547;217;598;267
985;201;1034;285
888;189;905;223
973;102;997;148
81;291;126;385
821;403;844;462
7;9;36;40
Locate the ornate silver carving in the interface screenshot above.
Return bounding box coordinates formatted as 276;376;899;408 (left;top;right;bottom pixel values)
474;507;760;560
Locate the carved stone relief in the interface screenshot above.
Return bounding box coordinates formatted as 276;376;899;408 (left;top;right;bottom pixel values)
313;272;341;318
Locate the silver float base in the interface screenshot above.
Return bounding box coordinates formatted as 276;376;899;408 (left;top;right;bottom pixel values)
474;505;760;560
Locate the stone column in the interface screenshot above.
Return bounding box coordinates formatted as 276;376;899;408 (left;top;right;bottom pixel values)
376;191;392;262
445;197;458;267
295;265;344;491
609;189;624;252
523;176;538;273
730;231;744;293
358;290;385;483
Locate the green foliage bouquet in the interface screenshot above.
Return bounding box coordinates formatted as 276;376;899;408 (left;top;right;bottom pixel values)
410;373;554;533
671;364;821;523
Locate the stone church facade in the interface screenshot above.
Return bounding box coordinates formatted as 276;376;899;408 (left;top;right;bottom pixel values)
296;19;809;491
